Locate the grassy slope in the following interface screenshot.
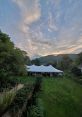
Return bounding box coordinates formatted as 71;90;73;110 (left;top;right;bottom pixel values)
41;77;82;117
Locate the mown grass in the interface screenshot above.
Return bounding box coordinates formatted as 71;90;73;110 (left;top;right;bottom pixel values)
41;77;82;117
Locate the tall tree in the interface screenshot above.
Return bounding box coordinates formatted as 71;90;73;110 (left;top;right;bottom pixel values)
58;55;73;70
0;30;27;77
31;59;40;66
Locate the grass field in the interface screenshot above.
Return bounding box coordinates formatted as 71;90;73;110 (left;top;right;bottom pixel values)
41;77;82;117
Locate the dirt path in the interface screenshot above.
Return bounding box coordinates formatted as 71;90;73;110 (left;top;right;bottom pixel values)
9;84;24;93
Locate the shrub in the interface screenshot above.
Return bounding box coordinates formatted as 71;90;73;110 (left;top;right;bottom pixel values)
28;98;44;117
0;91;16;115
71;67;82;76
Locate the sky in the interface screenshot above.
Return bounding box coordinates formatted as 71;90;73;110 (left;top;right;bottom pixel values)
0;0;82;58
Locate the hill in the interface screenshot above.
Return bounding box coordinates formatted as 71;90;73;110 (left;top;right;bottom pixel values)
32;54;78;65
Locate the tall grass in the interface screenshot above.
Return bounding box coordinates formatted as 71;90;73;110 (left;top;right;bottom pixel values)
41;77;82;117
0;89;16;115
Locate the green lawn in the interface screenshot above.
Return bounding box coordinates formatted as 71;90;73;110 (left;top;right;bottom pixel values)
41;77;82;117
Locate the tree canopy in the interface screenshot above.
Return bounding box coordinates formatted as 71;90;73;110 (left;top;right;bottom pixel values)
31;59;40;66
58;55;73;70
0;30;27;77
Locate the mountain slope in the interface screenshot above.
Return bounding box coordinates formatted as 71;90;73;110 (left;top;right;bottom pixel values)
33;54;78;65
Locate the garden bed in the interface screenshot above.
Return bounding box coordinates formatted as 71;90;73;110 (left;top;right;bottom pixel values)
0;84;24;117
1;77;43;117
2;84;34;117
0;77;19;93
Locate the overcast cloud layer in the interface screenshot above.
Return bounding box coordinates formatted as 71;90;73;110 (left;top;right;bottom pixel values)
0;0;82;58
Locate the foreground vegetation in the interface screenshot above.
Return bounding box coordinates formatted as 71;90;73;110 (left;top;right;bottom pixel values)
0;77;36;116
1;75;82;117
41;77;82;117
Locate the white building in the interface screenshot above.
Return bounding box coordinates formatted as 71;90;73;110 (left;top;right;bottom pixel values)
26;65;63;77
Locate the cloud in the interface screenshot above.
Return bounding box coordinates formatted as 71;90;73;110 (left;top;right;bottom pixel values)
48;12;58;32
13;0;41;32
12;0;60;57
11;0;82;58
12;0;42;57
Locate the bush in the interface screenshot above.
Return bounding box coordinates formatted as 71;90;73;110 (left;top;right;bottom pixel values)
71;67;82;76
28;98;44;117
0;91;16;115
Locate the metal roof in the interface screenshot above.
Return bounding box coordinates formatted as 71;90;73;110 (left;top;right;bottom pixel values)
26;65;63;73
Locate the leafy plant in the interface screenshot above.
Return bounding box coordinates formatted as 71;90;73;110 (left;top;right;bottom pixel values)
0;91;16;115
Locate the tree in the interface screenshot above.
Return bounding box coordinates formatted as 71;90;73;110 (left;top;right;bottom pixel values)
31;59;40;66
45;61;57;67
0;30;27;77
76;52;82;65
58;55;73;70
71;67;81;76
